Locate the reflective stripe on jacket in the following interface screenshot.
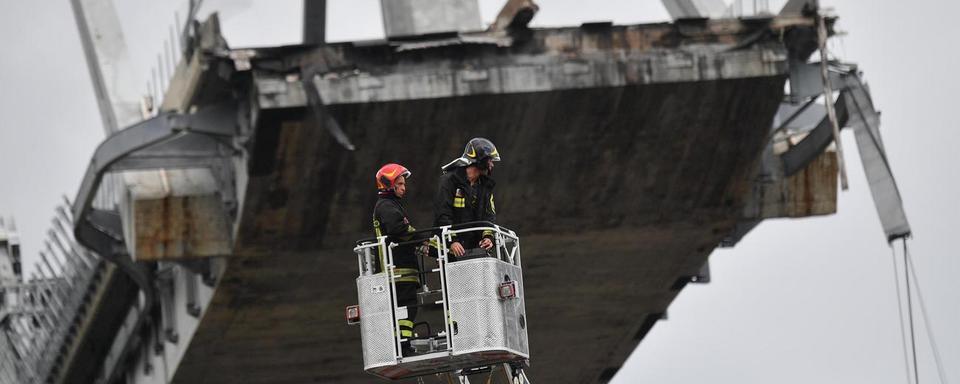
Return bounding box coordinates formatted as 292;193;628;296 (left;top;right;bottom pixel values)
433;167;496;248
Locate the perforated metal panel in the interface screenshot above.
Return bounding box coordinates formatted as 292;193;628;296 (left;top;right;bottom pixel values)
357;273;396;368
357;253;529;380
506;266;529;354
446;258;529;356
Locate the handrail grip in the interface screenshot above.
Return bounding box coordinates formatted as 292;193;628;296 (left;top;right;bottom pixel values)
354;221;513;246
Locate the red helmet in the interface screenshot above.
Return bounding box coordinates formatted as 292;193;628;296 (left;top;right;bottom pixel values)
376;163;411;191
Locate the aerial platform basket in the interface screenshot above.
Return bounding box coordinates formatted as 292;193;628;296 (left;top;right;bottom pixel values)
350;222;530;381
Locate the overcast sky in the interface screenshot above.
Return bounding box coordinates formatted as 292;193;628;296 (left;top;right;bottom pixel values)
0;1;956;383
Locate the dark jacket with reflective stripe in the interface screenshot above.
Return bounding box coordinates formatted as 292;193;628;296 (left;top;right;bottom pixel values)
373;194;419;273
433;167;497;248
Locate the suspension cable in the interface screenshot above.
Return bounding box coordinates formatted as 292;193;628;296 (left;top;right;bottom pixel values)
905;242;950;384
891;244;914;384
903;239;921;384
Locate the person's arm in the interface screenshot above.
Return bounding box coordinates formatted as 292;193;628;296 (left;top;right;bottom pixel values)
483;192;496;225
379;204;414;241
482;190;497;235
478;190;497;249
434;177;464;256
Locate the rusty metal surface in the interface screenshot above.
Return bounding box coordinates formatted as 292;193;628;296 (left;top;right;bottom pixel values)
782;150;838;217
740;132;839;224
132;195;231;261
756;149;839;219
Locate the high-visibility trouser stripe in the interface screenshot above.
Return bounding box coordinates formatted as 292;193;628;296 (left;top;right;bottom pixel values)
374;226;386;272
394;268;420;284
398;319;415;338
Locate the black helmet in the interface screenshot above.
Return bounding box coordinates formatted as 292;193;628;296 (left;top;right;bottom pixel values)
441;138;501;172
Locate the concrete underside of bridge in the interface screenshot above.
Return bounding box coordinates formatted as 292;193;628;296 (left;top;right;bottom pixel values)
164;19;815;384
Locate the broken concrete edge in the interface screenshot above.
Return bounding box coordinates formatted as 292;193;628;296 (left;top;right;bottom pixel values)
162;13;233;114
248;23;821;111
488;0;539;33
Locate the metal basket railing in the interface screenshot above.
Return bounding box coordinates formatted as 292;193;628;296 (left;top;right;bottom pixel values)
353;222;522;362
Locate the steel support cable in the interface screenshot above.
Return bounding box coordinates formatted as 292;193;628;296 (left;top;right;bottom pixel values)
903;239;921;384
905;242;950;384
891;244;914;384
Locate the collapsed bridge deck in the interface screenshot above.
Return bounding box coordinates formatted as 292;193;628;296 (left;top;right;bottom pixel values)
162;17;829;384
28;5;853;383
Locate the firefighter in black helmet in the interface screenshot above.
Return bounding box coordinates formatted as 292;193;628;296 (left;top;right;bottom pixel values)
434;138;500;258
372;163;422;353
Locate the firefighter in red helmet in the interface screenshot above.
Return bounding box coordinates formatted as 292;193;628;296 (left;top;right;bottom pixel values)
372;163;422;355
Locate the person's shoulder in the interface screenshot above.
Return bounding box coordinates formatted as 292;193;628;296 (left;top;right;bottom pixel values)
439;171;460;186
375;197;401;212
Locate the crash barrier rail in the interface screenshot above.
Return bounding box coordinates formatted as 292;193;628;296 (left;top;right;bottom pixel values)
0;202;106;384
351;222;529;380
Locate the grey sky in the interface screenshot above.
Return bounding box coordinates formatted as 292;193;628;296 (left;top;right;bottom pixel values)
0;1;956;383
